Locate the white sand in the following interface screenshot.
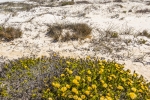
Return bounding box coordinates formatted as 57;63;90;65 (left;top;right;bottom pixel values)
0;0;150;81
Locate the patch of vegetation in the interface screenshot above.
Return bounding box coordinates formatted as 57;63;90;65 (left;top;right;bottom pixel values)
0;2;37;12
135;8;150;13
0;26;22;42
114;0;123;2
0;55;149;100
76;1;91;4
27;0;53;3
46;23;92;42
105;31;119;38
60;1;74;6
138;39;147;44
138;30;150;38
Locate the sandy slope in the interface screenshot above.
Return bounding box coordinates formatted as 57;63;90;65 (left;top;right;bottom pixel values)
0;0;150;81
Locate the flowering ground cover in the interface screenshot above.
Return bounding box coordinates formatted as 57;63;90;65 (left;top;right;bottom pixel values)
0;54;149;100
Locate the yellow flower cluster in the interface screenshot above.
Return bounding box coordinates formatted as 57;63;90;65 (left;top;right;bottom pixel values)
61;87;67;92
73;79;79;86
41;56;150;100
117;85;124;90
52;82;60;88
100;96;112;100
72;88;78;94
66;68;73;74
129;92;137;99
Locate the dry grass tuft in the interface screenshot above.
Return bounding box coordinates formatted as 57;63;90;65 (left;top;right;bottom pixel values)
114;0;123;2
138;30;150;38
76;1;91;4
0;26;22;42
60;1;74;6
135;8;150;13
47;23;92;42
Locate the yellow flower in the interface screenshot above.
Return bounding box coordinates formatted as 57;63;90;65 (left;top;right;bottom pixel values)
99;69;104;74
87;70;91;74
87;76;91;82
87;86;92;90
61;87;67;92
110;74;116;79
73;79;79;86
68;95;73;98
73;95;79;100
68;70;73;74
108;76;112;81
61;74;65;77
138;89;143;93
92;84;97;89
61;93;66;97
24;65;28;69
103;83;107;88
81;95;86;99
100;80;104;84
52;82;60;88
129;92;137;99
131;87;136;92
133;73;138;77
101;66;104;69
86;56;90;59
85;90;90;95
115;64;118;68
72;88;78;94
48;98;53;100
99;62;103;65
121;78;126;82
100;96;106;100
106;96;113;100
117;85;124;90
66;61;70;64
65;68;69;71
75;76;81;81
66;84;70;89
77;97;82;100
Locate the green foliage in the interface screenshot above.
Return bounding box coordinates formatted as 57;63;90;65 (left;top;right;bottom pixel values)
0;26;22;41
0;55;150;100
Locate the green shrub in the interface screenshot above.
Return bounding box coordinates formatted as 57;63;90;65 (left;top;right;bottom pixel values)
0;26;22;41
0;55;150;100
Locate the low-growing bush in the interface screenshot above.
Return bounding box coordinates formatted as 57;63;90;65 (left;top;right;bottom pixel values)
46;23;92;42
0;2;36;12
135;8;150;13
105;30;119;38
138;30;150;38
76;1;91;4
0;55;150;100
0;26;22;41
60;1;74;6
114;0;123;2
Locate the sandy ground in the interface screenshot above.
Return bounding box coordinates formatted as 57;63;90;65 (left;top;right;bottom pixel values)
0;0;150;81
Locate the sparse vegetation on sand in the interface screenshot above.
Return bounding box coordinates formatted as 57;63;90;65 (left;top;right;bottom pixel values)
60;1;74;6
46;23;92;42
0;55;149;100
0;26;22;41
